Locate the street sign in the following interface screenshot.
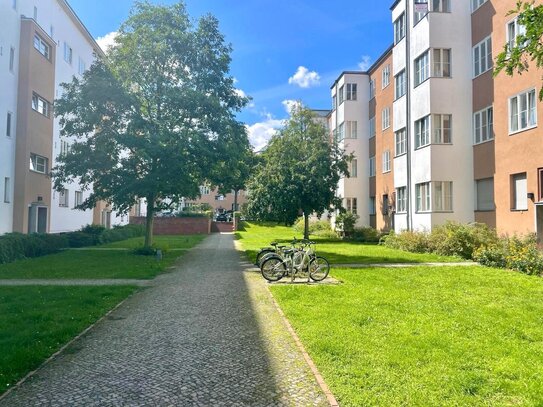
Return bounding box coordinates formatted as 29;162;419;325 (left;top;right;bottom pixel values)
414;3;429;13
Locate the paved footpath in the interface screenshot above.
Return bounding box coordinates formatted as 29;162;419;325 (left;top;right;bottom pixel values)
1;234;328;407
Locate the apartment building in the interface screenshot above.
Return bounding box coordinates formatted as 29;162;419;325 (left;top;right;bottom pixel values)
182;186;248;213
0;0;127;235
331;0;543;238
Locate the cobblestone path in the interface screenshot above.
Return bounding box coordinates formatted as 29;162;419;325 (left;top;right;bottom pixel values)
1;233;328;406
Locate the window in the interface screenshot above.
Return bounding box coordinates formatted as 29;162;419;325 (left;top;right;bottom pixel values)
396;187;407;212
6;112;12;138
75;191;83;207
215;194;225;201
382;65;390;88
415;115;430;148
78;58;86;75
199;185;211;195
64;42;73;64
382;194;390;216
432;114;452;144
346;83;357;101
345;121;357;139
9;47;15;73
512;173;528;210
432;49;451;77
60;140;70;156
369;116;376;138
382;150;391;173
33;6;37;20
472;0;488;12
474;106;493;144
476;178;494;211
59;189;69;207
369;197;376;215
431;0;451;12
338;85;344;104
473;36;492;77
507;18;526;52
415;51;429;86
394;13;406;44
416;182;431;212
336;122;345;142
414;0;428;24
332;95;337;111
32;94;50;117
395;128;407;156
369;79;376;99
395;70;406;99
509;89;537;133
350;159;358;178
369;156;376;177
33;34;50;60
382;107;391;130
4;177;10;203
30;153;48;174
433;181;453;211
346;198;358;214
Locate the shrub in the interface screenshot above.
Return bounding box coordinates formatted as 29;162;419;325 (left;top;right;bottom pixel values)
352;227;382;243
293;218;333;235
0;233;68;264
99;224;145;244
335;212;359;236
382;230;430;253
65;231;99;248
133;247;157;256
428;222;499;260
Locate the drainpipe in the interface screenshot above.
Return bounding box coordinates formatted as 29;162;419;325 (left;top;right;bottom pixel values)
405;3;413;231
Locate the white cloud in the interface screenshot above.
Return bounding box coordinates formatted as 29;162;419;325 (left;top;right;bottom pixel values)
234;88;247;98
358;55;372;71
288;66;321;88
281;99;302;115
95;31;118;53
246;115;283;151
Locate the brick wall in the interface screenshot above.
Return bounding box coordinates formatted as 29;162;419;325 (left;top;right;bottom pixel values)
130;217;211;235
211;222;234;233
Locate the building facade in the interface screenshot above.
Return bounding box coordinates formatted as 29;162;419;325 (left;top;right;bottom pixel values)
0;0;126;235
331;0;543;238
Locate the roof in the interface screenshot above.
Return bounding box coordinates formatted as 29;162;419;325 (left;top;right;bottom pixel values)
311;109;331;118
367;45;394;74
390;0;402;11
330;71;368;89
58;0;105;58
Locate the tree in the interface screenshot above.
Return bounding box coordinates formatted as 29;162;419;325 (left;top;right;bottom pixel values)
495;1;543;100
53;1;247;248
245;105;350;239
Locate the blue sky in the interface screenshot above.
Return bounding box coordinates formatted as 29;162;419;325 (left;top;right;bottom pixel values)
69;0;393;149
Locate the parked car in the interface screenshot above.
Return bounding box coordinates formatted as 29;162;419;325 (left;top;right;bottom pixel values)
216;213;228;222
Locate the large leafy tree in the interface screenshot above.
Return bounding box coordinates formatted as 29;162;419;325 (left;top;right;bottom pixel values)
246;106;350;239
495;1;543;99
53;1;247;247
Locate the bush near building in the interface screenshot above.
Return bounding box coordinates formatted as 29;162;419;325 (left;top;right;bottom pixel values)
383;222;543;275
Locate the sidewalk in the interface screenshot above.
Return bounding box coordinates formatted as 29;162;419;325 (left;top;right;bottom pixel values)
0;234;328;406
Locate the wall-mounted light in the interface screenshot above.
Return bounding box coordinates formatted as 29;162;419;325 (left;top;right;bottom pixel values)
527;192;535;201
37;196;43;202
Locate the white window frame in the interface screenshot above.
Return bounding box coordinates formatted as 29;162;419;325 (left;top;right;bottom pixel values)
338;85;344;104
432;114;452;144
395;128;407;156
337;122;345;142
414;0;429;24
59;189;69;207
32;93;50;117
396;186;407;213
472;0;488;12
415;115;430;149
433;181;453;212
432;48;451;78
369;116;376;138
369;79;376;99
60;140;70;156
350;159;358;178
64;42;73;65
369;197;376;215
9;47;15;73
346;198;358;214
4;177;10;203
473;36;492;78
30;153;48;174
6;112;12;138
382;107;391;130
33;34;50;60
476;178;495;211
394;13;406;45
382;150;391;173
509;88;537;134
415;51;429;87
431;0;451;12
75;191;83;207
473;106;494;144
78;57;86;75
346;121;357;139
512;173;528;211
369;156;376;177
382;65;390;88
346;83;357;101
415;182;431;212
507;17;526;53
395;70;406;100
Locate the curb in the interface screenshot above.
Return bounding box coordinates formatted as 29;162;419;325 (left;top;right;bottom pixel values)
0;289;138;403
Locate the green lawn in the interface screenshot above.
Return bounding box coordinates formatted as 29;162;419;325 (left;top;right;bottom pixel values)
0;286;136;394
272;266;543;406
236;222;458;264
100;234;206;249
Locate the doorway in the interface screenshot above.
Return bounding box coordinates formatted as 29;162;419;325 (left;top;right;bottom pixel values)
536;204;543;243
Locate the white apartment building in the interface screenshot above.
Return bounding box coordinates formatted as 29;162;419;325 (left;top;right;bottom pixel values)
0;0;127;235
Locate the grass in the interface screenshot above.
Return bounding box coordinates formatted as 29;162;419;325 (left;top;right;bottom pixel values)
0;285;136;394
100;235;206;249
0;235;206;280
236;222;458;264
271;266;543;406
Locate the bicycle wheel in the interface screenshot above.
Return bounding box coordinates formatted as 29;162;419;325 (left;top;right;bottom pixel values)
261;256;287;282
309;256;330;281
255;249;275;265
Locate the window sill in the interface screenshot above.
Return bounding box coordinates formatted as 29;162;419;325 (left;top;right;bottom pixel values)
382;170;391;174
475;209;496;213
59;205;69;208
394;152;407;158
473;68;493;80
394;94;406;102
396;211;407;214
473;138;494;146
509;125;538;137
510;208;529;212
415;144;430;151
29;169;47;175
414;77;430;89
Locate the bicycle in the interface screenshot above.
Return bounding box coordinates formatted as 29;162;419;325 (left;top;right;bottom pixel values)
260;239;330;282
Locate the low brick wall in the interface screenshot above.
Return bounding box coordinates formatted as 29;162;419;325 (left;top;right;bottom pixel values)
211;222;234;233
130;217;211;235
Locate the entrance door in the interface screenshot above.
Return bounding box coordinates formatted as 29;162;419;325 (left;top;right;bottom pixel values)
537;205;543;243
37;207;47;233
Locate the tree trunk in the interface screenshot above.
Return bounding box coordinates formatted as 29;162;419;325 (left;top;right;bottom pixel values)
144;197;155;249
233;189;239;212
304;212;310;240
